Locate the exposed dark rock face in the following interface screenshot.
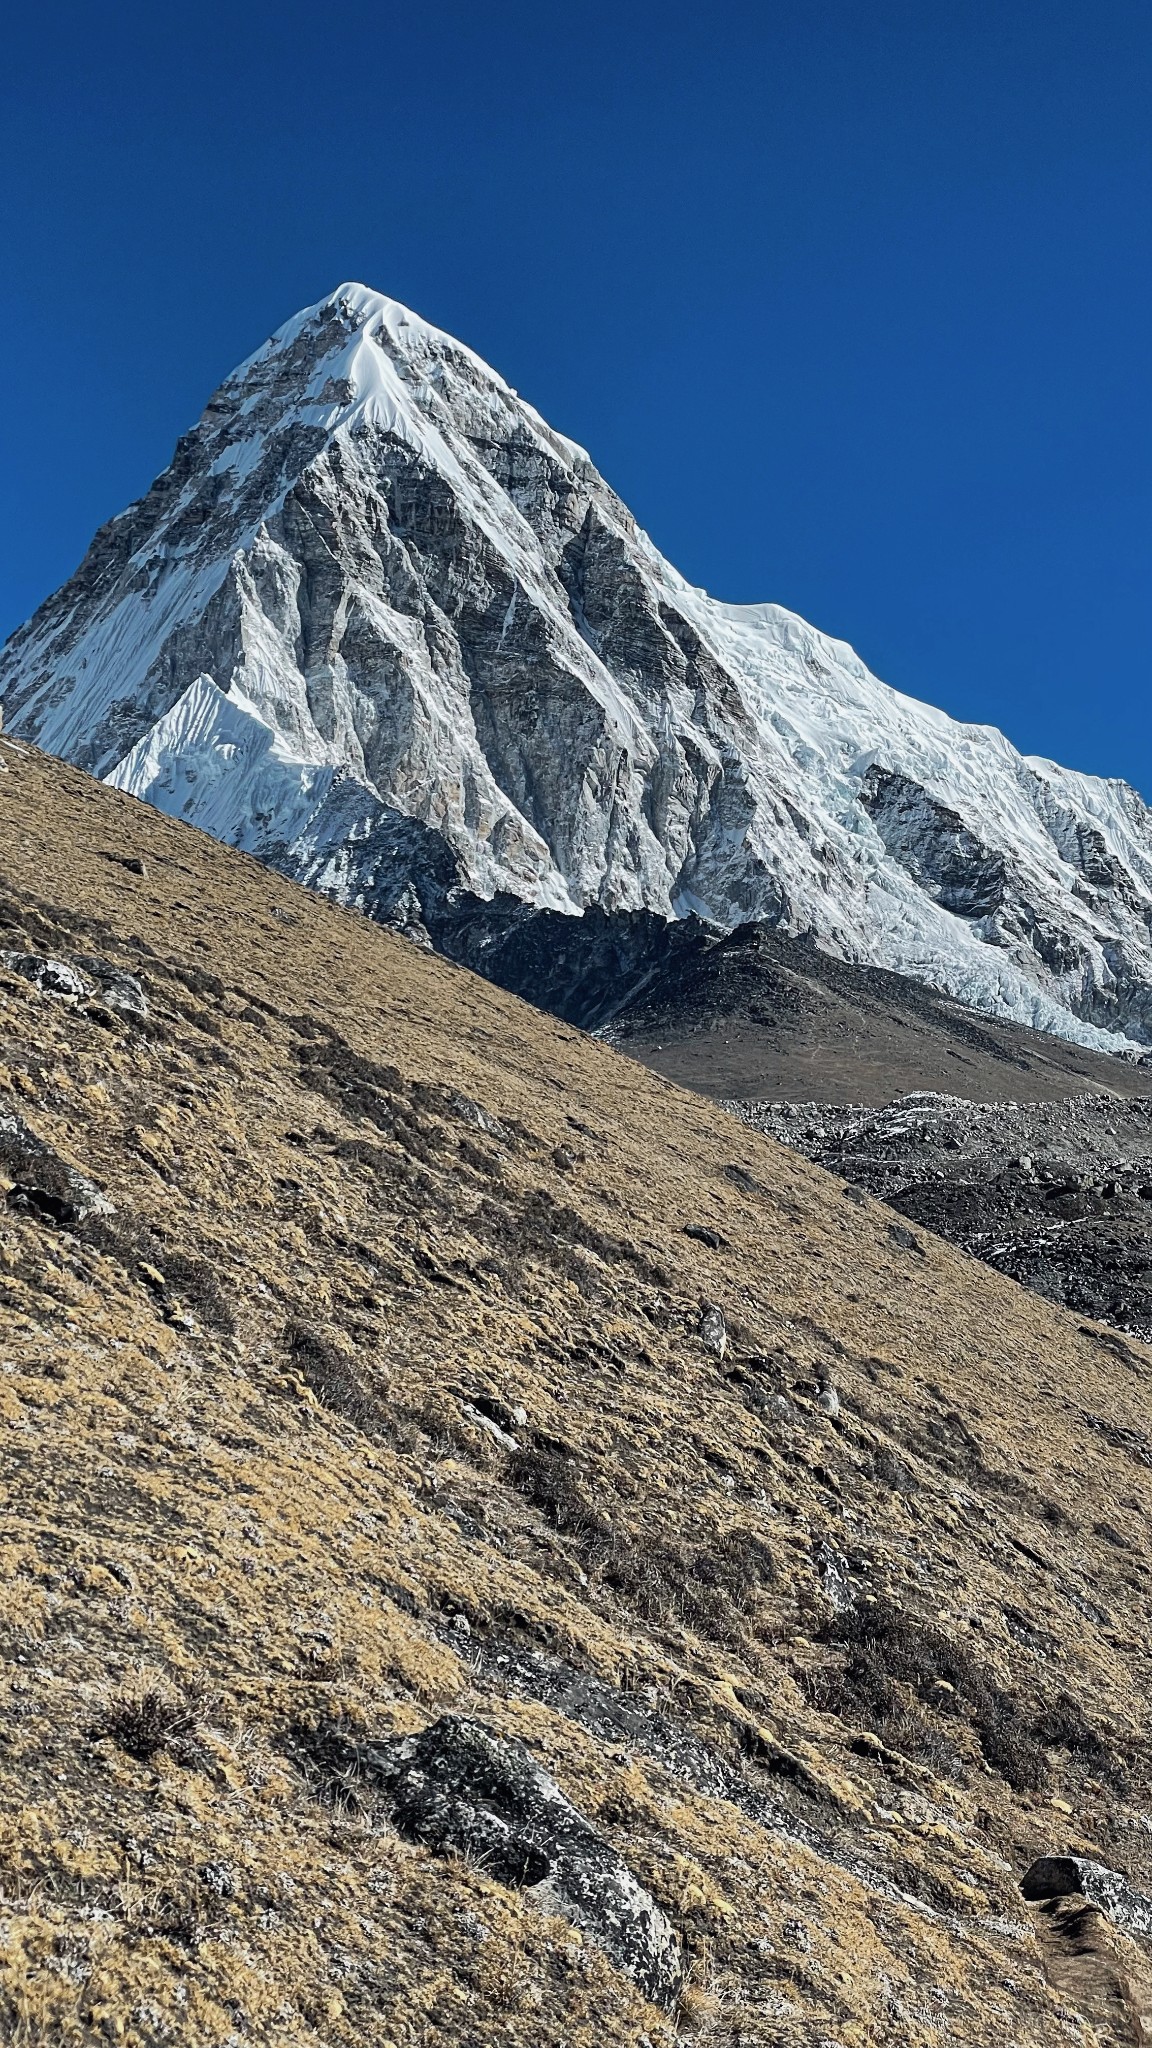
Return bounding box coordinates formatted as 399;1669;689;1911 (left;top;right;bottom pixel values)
860;767;1008;919
433;899;724;1030
71;955;150;1019
423;902;1152;1109
1022;1855;1152;1941
1;952;91;1001
0;1110;113;1226
1;949;149;1021
295;1715;684;2008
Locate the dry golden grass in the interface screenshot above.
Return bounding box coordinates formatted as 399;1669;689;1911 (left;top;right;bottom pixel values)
0;741;1149;2043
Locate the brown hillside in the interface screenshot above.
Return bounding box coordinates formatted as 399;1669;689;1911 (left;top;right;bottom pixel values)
2;738;1152;2046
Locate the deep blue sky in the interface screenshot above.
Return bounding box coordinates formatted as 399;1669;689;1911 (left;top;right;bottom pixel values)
2;1;1149;791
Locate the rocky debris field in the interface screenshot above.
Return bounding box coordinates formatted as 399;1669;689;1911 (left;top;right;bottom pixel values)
731;1092;1152;1339
7;743;1152;2045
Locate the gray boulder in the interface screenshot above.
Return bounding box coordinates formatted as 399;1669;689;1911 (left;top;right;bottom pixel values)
2;952;90;1001
72;956;149;1020
1021;1854;1152;1941
388;1716;683;2007
0;1112;113;1227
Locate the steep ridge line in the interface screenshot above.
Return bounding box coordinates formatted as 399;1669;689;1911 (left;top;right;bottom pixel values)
3;746;1152;2042
3;283;1152;1054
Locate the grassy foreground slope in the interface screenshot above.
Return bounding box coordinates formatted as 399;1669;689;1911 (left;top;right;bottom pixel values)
1;743;1152;2046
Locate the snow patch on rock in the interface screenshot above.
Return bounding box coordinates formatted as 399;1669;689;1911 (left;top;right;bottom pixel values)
4;281;1152;1052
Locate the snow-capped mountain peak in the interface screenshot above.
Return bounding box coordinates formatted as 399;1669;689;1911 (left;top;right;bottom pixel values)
3;282;1152;1052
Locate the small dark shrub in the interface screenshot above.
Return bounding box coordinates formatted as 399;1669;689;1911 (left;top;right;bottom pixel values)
297;1038;405;1128
1032;1690;1124;1784
507;1447;610;1542
598;1529;769;1647
91;1684;207;1767
284;1322;375;1426
695;1527;777;1605
871;1444;918;1494
806;1651;958;1775
159;1250;235;1334
332;1137;392;1173
77;1217;235;1334
284;1715;392;1814
818;1596;1048;1792
475;1189;665;1294
169;964;226;1002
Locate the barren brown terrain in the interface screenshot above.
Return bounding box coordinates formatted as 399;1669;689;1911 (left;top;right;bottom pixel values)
602;924;1152;1107
3;740;1152;2046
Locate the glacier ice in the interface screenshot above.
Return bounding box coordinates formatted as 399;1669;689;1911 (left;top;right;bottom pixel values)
2;282;1152;1055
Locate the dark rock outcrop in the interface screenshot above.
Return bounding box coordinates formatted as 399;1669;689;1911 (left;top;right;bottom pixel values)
0;1111;113;1226
390;1718;683;2008
1022;1854;1152;1942
1;949;148;1021
860;766;1008;919
299;1715;684;2007
1;951;90;1001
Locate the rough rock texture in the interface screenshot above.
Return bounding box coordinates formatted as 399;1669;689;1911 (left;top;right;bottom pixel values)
0;1108;113;1225
6;285;1152;1052
384;1716;684;2005
10;742;1152;2044
0;948;149;1023
731;1091;1152;1338
1022;1854;1152;1941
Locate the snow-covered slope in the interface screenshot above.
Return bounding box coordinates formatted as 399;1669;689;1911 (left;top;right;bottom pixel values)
4;281;1152;1050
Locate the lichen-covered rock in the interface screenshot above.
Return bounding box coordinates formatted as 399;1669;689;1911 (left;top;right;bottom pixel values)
698;1302;728;1359
2;951;90;1001
386;1717;683;2008
0;949;148;1022
72;955;149;1020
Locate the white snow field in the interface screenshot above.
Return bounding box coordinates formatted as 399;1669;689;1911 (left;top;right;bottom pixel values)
3;283;1151;1052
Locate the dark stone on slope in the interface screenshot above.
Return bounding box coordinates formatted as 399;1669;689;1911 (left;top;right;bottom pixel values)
435;899;723;1033
296;1714;684;2006
71;955;149;1019
1;951;90;1000
0;1111;113;1226
1021;1855;1152;1941
0;948;148;1021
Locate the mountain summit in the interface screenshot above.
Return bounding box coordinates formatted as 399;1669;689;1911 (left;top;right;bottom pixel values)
4;282;1152;1049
